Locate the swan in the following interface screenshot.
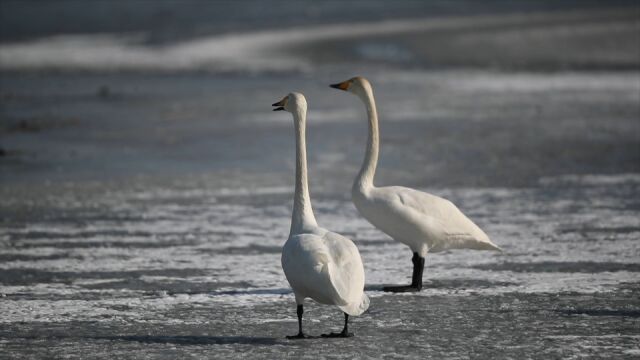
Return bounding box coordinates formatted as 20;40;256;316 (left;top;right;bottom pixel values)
330;76;501;293
273;92;369;338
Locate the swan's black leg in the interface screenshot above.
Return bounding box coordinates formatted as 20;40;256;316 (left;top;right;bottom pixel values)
321;312;354;338
287;304;308;339
412;252;425;290
383;252;425;292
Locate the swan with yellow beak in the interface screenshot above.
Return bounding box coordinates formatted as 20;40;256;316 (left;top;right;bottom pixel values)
330;77;501;292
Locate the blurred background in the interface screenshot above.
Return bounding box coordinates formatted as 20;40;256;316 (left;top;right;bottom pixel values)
0;1;639;358
1;0;638;189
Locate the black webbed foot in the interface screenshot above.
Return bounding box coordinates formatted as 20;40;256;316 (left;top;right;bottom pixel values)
286;333;310;340
384;252;425;292
321;312;354;338
383;285;422;293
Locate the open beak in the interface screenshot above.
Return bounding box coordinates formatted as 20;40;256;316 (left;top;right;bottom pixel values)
272;97;286;111
330;80;350;91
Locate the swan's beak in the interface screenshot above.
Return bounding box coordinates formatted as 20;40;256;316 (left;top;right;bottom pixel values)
330;80;350;91
272;97;286;111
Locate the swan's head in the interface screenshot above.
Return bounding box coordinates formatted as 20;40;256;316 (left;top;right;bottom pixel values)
330;76;372;99
272;92;307;114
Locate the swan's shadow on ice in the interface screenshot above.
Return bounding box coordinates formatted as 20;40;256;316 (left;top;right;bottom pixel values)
364;279;518;292
97;335;282;346
557;309;640;318
364;284;386;291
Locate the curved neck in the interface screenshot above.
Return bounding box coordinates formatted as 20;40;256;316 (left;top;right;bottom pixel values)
290;108;317;236
354;87;379;192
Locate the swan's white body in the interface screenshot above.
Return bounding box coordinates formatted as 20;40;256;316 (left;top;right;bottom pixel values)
353;185;499;257
282;228;369;316
339;77;501;258
278;93;369;317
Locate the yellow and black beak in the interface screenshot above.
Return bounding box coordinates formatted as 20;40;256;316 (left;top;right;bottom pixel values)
272;97;286;111
330;80;350;91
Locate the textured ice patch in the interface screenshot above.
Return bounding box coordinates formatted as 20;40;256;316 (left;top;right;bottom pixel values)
1;174;638;326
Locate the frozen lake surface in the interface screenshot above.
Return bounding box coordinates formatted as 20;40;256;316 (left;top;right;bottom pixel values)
1;173;639;358
1;2;639;358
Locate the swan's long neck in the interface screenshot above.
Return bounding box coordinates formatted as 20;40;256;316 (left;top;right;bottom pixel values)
290;108;318;236
354;86;379;193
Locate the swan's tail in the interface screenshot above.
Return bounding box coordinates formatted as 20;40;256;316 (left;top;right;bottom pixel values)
482;241;503;252
467;228;502;252
451;233;503;252
338;293;370;316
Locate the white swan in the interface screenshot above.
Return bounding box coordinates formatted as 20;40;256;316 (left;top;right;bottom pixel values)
330;77;501;292
273;93;369;338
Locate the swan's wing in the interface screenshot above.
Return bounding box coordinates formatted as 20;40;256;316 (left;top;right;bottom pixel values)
282;233;335;301
322;231;367;305
386;186;500;251
282;231;368;311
